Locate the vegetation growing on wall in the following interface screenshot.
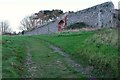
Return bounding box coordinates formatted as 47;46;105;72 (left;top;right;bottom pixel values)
66;22;90;29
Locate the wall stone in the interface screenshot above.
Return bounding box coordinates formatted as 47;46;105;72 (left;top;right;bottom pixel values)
24;1;115;35
66;1;115;28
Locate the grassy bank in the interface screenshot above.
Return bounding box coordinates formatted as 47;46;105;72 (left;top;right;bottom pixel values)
34;28;118;77
2;36;26;78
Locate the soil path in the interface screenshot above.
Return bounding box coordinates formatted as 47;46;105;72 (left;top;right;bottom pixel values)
24;44;37;78
49;44;93;77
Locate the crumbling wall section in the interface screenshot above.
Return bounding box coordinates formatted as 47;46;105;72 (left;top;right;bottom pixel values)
24;1;115;35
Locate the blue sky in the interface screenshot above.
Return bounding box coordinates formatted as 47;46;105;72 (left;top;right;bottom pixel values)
0;0;119;32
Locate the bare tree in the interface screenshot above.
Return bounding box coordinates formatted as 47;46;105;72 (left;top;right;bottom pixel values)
19;15;37;31
0;20;11;34
19;10;63;31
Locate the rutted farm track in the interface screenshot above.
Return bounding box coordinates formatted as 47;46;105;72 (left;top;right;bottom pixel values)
23;37;93;78
49;44;93;77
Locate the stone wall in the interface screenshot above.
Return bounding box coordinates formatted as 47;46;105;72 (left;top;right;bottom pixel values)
24;21;58;35
66;1;115;28
24;1;115;35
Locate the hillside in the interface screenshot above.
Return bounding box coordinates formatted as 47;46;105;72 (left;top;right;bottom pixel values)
35;28;118;77
2;28;118;78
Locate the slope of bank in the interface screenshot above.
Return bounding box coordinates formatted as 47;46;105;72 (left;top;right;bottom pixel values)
34;28;118;78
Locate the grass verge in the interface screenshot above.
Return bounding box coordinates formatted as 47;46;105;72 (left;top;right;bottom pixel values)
2;36;26;78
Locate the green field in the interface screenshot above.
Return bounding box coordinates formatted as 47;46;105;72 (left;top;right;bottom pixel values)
2;28;119;78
